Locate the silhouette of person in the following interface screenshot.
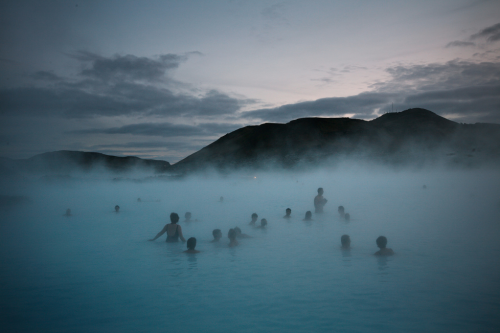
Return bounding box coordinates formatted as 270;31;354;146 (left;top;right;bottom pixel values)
234;227;251;238
184;237;200;253
228;228;239;247
256;219;267;228
184;212;192;222
283;208;292;219
303;211;313;221
211;229;222;242
314;188;327;213
149;212;186;243
341;234;351;250
338;206;345;218
374;236;394;256
137;198;141;202
115;205;120;212
249;213;258;225
64;209;72;216
220;196;224;202
344;213;350;222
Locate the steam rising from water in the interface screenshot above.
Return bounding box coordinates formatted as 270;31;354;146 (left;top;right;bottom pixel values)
1;165;499;332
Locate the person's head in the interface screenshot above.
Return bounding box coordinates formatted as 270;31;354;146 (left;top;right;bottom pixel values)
185;212;192;220
66;209;71;215
137;198;141;202
251;213;258;221
376;236;388;249
115;205;120;212
234;227;242;235
261;219;267;227
338;206;344;213
170;212;180;224
317;188;324;195
212;229;222;240
341;234;351;248
285;208;291;216
187;237;197;250
304;211;312;220
344;213;350;221
220;196;224;202
228;228;236;240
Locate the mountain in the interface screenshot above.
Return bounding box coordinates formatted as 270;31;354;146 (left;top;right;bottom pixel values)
1;151;171;175
172;108;500;171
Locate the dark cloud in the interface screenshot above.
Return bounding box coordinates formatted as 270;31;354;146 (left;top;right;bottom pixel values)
0;52;253;118
470;22;500;42
73;51;186;82
446;40;476;48
245;60;500;124
72;122;240;138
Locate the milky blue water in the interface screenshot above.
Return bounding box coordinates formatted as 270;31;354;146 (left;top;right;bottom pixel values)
1;169;500;332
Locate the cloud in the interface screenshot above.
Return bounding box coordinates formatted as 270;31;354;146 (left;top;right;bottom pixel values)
0;52;254;119
446;40;476;48
470;22;500;42
72;122;241;138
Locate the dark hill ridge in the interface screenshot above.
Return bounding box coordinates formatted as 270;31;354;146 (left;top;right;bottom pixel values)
172;108;500;171
3;151;171;174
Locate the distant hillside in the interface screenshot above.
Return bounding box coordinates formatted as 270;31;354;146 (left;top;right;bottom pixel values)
172;108;500;171
0;151;171;175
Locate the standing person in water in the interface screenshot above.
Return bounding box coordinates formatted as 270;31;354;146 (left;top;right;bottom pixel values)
374;236;394;256
314;188;327;213
256;219;267;228
184;212;192;222
249;213;258;225
338;206;345;218
341;235;351;250
303;211;313;221
283;208;292;219
115;205;120;212
344;213;350;222
228;229;239;247
184;237;200;253
149;212;186;243
211;229;222;242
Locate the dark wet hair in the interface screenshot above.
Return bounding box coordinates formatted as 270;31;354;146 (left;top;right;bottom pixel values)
185;212;191;218
376;236;387;249
344;213;350;221
305;211;312;219
212;229;222;238
115;205;120;210
317;187;323;194
170;212;180;224
286;208;291;212
234;227;242;234
261;219;267;226
341;234;350;247
338;206;344;213
228;228;236;240
187;237;196;250
251;213;258;219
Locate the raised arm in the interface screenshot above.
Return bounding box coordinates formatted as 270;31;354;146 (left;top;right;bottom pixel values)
149;224;167;241
177;225;186;242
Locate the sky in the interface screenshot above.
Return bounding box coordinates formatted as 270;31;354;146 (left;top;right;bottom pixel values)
1;0;500;163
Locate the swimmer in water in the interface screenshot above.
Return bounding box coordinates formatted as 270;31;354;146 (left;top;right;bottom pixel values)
184;212;192;222
283;208;292;219
211;229;222;242
184;237;200;253
344;213;350;222
149;212;186;243
256;219;267;228
115;205;120;213
64;209;72;216
234;227;251;238
314;188;327;213
249;213;258;225
374;236;394;256
220;196;224;202
137;198;141;202
303;211;313;221
228;228;239;247
338;206;345;218
341;234;351;250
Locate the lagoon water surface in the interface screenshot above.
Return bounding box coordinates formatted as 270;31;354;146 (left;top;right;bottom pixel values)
1;168;500;332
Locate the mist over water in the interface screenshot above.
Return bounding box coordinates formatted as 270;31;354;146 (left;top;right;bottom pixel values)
1;165;500;332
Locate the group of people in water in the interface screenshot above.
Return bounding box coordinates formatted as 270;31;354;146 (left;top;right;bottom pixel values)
147;187;394;256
